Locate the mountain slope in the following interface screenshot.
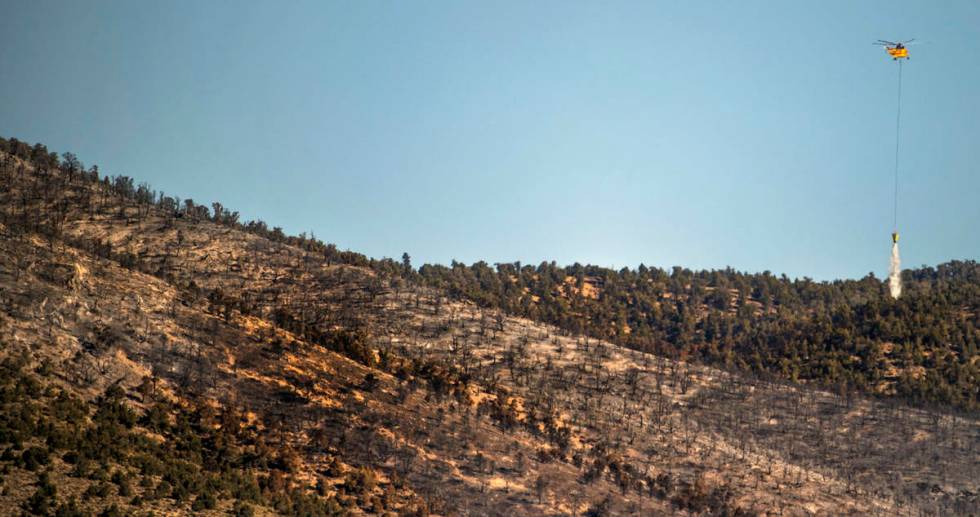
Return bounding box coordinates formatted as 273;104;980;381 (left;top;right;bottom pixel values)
416;259;980;412
1;137;979;515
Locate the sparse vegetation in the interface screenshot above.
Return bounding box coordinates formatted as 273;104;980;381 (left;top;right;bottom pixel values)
1;136;978;515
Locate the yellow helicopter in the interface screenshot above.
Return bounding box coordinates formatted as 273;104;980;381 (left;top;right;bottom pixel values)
875;39;914;60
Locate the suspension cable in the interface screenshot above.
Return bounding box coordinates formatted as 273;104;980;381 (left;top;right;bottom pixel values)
893;59;903;232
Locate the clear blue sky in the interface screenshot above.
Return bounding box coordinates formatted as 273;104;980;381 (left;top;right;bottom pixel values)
2;1;978;280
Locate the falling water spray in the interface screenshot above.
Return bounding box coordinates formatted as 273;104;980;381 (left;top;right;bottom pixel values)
889;237;901;299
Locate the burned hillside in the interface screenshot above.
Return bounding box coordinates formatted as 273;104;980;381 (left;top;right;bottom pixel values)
1;138;978;515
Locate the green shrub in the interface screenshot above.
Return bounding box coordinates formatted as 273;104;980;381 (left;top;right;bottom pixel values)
83;481;112;499
54;497;86;517
191;490;217;511
112;470;132;497
345;467;377;495
232;500;256;517
21;446;50;471
98;504;123;517
24;472;58;515
152;480;172;499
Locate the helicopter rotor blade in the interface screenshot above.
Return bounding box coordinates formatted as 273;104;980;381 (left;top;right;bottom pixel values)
875;39;897;45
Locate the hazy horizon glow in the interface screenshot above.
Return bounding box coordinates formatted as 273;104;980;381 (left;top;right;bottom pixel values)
2;1;979;280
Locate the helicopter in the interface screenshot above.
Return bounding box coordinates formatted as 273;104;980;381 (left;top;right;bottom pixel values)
875;39;915;60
